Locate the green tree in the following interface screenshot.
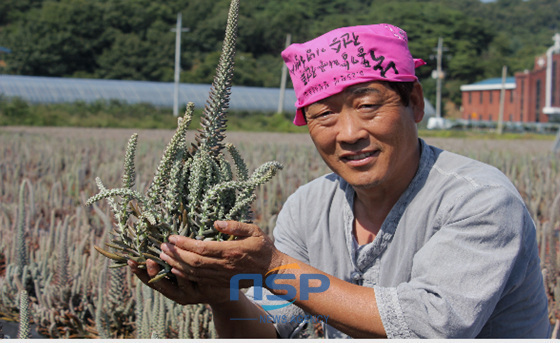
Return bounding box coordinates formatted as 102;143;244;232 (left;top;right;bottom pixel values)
1;0;560;109
2;0;107;76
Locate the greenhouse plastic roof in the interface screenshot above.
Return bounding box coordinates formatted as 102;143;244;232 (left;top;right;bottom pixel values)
0;75;298;113
0;74;435;116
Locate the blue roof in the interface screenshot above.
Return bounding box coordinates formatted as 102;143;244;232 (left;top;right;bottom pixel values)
472;77;516;85
0;75;298;113
0;47;11;53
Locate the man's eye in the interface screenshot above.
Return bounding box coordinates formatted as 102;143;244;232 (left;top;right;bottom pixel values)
357;104;382;113
311;111;333;118
360;104;378;109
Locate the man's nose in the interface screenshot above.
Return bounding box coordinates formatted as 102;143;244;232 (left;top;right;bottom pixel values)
336;110;368;145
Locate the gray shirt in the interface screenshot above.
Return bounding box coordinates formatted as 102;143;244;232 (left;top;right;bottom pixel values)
249;139;551;338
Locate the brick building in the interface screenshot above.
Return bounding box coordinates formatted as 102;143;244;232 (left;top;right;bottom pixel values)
460;46;560;124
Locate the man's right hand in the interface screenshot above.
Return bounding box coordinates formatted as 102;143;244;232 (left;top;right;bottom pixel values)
128;259;229;306
129;258;278;338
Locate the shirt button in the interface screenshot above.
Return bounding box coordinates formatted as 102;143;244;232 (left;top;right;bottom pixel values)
351;271;362;283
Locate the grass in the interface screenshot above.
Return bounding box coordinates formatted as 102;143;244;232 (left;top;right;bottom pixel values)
0;97;309;133
418;128;557;141
0;126;558;338
2;96;557;139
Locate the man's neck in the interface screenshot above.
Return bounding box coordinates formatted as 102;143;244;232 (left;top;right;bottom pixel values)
352;142;422;245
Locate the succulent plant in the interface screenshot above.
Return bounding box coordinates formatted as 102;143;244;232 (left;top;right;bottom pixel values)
85;0;282;283
17;290;30;339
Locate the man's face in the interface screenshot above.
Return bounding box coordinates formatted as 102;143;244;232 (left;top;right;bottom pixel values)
305;81;424;191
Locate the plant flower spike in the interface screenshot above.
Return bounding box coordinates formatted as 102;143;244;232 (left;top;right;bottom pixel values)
86;0;282;284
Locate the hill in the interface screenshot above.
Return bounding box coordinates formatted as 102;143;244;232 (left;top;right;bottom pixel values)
0;0;559;112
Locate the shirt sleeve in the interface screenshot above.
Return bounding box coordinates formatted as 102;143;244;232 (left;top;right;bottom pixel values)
244;286;309;338
375;185;535;338
272;188;310;264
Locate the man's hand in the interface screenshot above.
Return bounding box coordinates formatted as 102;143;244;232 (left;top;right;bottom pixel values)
131;220;387;338
159;221;285;288
128;259;229;306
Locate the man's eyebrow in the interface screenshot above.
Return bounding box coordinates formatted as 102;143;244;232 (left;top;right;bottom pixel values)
348;87;381;96
311;87;381;106
311;99;330;106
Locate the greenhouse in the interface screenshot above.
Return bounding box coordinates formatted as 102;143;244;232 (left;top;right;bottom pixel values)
0;75;437;119
0;75;298;113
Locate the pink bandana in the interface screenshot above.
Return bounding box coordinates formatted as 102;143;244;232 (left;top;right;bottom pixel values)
281;24;426;126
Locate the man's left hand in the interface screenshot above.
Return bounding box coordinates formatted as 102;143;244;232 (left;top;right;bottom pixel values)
160;221;284;288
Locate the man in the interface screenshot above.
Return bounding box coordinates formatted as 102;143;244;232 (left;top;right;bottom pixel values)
129;24;551;338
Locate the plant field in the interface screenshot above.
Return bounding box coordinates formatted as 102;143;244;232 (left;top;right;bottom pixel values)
0;126;558;338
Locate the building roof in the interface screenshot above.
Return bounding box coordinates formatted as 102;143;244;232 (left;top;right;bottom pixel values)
0;75;298;113
471;77;516;85
460;77;516;91
0;47;11;53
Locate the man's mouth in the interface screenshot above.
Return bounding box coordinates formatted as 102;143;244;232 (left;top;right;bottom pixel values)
342;150;378;161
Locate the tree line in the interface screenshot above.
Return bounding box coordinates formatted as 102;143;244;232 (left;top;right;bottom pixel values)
0;0;559;109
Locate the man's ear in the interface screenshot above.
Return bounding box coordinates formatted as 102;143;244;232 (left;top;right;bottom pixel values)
410;82;425;123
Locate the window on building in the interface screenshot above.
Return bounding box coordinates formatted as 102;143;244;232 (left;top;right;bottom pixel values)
510;90;513;103
553;61;557;106
489;91;493;104
520;80;524;122
469;92;472;104
480;92;483;104
536;80;541;123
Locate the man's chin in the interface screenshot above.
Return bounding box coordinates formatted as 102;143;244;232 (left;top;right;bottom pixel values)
348;179;382;190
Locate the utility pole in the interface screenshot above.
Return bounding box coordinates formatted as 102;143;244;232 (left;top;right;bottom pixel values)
171;13;190;116
435;37;444;119
497;65;507;135
542;33;560;153
544;33;560;115
427;37;448;130
277;33;292;114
